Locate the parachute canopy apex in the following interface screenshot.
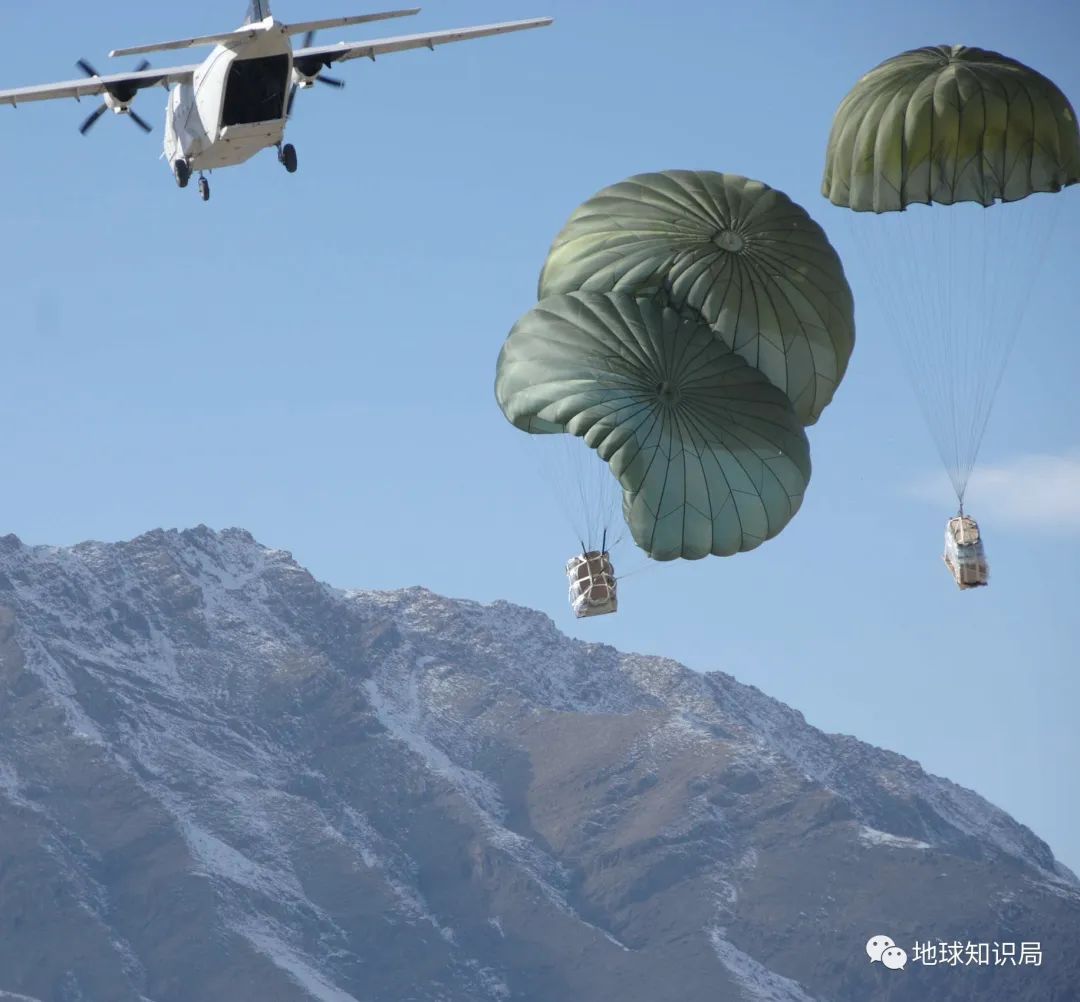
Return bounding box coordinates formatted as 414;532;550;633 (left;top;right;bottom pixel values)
823;44;1080;213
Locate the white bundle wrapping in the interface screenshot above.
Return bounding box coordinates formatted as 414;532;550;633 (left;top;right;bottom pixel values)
566;551;618;618
943;514;989;589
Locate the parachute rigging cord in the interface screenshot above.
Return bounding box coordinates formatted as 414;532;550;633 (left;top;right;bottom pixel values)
526;415;693;585
848;195;1060;507
529;432;623;555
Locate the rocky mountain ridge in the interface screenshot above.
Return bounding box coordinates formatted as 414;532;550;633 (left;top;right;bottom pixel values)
0;527;1075;1001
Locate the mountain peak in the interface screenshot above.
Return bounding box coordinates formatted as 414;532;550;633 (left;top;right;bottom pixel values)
0;527;1075;1001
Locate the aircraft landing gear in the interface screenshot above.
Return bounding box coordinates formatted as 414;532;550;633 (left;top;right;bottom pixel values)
174;158;191;189
198;175;210;202
278;143;298;174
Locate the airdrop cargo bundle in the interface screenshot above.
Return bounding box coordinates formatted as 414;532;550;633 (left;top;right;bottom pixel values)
566;551;617;618
943;514;989;590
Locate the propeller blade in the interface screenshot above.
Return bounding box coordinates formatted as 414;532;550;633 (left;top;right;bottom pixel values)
128;110;153;133
317;75;345;89
134;59;151;73
302;30;316;49
77;58;100;78
79;103;108;134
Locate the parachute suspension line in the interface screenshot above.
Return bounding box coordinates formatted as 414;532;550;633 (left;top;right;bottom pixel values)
951;197;1059;502
848;210;962;496
850;208;967;501
847;195;1059;507
961;196;1059;497
528;430;621;555
610;552;666;583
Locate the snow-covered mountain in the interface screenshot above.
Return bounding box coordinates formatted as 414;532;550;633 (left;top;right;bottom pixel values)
0;527;1075;1002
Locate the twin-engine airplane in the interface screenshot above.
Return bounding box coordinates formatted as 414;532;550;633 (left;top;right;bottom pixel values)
0;1;551;201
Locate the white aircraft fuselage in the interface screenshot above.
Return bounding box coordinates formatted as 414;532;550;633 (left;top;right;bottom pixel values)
166;17;292;172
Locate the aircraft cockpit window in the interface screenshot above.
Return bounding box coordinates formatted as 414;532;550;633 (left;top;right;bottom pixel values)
222;54;289;126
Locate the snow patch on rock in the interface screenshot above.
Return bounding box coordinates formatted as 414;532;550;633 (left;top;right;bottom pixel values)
709;928;826;1002
858;825;931;850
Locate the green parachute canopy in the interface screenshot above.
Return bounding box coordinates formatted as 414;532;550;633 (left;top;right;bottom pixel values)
822;45;1079;509
822;45;1080;213
539;171;855;426
495;292;811;561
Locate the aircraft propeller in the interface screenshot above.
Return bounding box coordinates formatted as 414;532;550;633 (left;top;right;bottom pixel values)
76;59;154;134
287;31;345;117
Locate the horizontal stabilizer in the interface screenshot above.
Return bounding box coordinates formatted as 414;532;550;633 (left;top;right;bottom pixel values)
285;9;421;38
110;9;421;59
110;28;263;59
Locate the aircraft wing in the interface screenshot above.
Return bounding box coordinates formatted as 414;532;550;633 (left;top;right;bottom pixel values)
291;17;553;68
0;64;197;107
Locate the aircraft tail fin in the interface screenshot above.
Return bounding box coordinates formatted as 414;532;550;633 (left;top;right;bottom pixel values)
245;1;271;24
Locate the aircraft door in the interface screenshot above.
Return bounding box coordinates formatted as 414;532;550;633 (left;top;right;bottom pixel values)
221;54;290;126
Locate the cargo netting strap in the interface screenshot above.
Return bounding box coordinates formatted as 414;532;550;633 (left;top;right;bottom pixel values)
566;551;617;608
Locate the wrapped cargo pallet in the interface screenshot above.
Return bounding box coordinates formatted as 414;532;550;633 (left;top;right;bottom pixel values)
566;551;617;618
943;515;989;590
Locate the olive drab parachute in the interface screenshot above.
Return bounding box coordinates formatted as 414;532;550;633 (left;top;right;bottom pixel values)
823;45;1080;587
496;292;812;560
822;45;1080;213
495;170;853;605
539;171;855;426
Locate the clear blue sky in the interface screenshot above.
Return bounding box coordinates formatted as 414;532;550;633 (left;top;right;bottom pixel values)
2;1;1077;874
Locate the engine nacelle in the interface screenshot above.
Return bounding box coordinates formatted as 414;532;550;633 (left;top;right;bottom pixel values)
291;67;318;89
104;91;134;115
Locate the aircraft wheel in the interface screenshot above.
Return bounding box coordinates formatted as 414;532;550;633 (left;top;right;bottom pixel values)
199;176;210;202
174;158;191;189
280;143;298;174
